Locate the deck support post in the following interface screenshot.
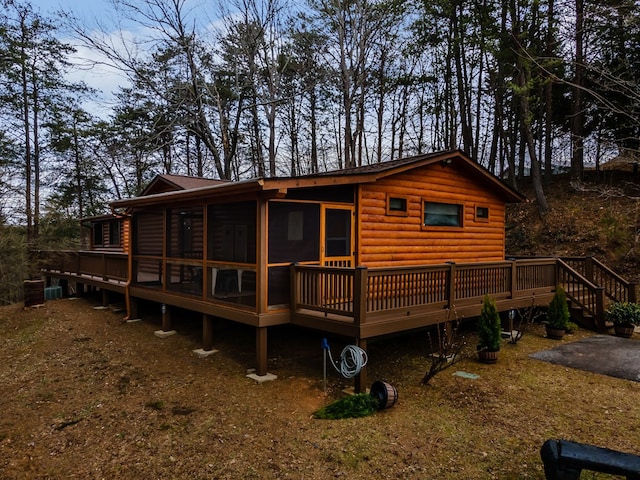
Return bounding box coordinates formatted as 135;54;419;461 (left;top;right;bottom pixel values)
60;279;69;297
127;297;139;321
203;314;214;351
256;327;268;376
76;282;85;297
154;304;176;338
354;338;368;394
162;304;172;331
101;289;109;307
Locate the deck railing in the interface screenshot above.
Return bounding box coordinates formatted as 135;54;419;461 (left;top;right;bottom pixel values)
562;256;637;304
557;259;605;330
291;258;560;326
39;250;128;282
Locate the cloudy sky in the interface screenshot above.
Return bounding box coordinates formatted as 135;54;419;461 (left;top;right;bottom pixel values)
31;0;135;114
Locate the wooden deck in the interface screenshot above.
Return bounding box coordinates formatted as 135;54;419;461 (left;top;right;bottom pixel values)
289;257;636;337
39;251;636;392
39;251;636;337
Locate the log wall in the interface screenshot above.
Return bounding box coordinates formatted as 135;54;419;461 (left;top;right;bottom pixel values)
358;163;507;267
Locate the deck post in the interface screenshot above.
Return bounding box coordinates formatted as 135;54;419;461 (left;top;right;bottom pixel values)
354;338;367;394
76;282;85;297
595;287;606;332
128;297;138;320
289;263;298;313
102;253;108;281
256;327;268;376
353;266;368;327
203;314;214;351
162;304;172;331
585;256;594;283
101;289;109;307
446;262;456;308
60;279;69;297
629;283;638;304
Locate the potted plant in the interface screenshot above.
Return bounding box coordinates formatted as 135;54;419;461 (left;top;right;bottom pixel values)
477;295;502;363
606;302;640;338
546;286;569;340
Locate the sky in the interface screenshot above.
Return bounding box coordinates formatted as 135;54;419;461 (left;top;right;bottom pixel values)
30;0;135;115
31;0;111;18
29;0;223;116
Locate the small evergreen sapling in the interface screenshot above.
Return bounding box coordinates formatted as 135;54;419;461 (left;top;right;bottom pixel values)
547;286;570;330
477;295;501;352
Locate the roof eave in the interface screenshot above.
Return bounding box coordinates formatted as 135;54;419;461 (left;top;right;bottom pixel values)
110;178;265;209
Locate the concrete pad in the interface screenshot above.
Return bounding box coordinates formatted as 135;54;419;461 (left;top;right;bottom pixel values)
154;329;177;338
93;305;109;310
246;372;278;383
193;348;219;358
530;335;640;382
453;371;480;380
125;318;142;324
108;304;125;313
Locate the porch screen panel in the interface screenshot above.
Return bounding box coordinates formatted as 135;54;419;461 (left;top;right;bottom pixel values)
134;258;162;285
168;207;203;259
208;201;257;263
268;266;290;306
134;211;163;256
268;202;320;264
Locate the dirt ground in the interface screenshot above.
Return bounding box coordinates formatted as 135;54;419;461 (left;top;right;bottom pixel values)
1;295;640;479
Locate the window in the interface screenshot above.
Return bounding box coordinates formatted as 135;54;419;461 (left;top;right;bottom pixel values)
387;195;408;216
423;201;462;227
108;220;120;246
325;208;351;257
476;206;489;221
93;223;104;246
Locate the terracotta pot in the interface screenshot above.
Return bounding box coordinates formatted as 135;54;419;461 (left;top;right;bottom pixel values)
546;325;565;340
477;348;499;364
614;323;635;339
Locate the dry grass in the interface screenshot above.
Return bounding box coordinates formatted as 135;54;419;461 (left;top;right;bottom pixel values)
1;296;639;479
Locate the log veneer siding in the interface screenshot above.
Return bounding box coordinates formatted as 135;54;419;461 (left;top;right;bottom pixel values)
359;163;506;267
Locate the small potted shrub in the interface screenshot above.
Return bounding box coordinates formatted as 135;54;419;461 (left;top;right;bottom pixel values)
606;302;640;338
546;286;569;340
477;295;502;363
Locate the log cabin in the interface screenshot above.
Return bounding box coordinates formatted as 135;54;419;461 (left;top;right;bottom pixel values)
41;149;637;392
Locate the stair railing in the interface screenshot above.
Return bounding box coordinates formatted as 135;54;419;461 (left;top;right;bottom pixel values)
588;257;637;304
557;259;606;331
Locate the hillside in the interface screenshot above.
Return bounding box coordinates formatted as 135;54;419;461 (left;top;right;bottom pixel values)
506;175;640;282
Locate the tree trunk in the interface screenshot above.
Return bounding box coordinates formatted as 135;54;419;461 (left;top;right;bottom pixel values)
518;69;550;215
310;86;318;174
20;29;33;243
571;0;584;180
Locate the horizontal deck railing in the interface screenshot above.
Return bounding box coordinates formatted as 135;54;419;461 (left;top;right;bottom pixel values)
39;250;634;333
39;250;128;282
291;258;560;326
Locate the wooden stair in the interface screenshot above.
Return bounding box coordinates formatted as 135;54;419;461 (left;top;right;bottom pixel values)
568;300;596;331
560;256;636;333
